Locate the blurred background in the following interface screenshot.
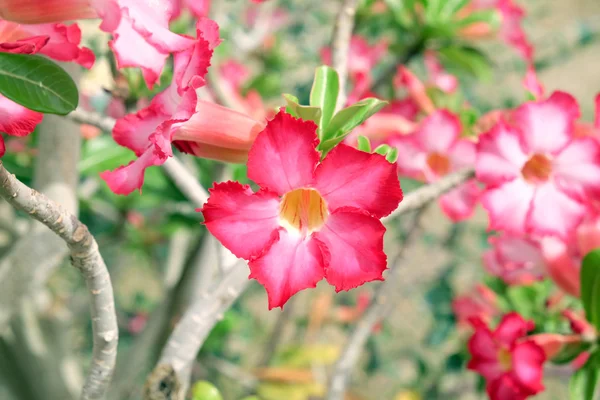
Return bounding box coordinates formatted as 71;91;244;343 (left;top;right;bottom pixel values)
1;0;599;399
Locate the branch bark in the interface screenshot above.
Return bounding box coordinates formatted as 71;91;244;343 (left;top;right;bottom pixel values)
331;0;360;112
0;162;118;400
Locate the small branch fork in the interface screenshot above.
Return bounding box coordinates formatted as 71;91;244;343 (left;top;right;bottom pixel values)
0;161;118;400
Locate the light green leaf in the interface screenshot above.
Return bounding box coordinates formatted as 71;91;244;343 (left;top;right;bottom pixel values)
581;249;600;329
0;53;78;115
309;66;339;133
386;147;399;163
283;94;322;124
357;136;371;152
570;351;600;400
191;381;223;400
320;98;387;154
437;46;493;81
455;9;501;31
374;144;391;156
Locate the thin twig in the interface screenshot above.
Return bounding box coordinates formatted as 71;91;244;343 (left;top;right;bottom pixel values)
0;162;118;400
383;168;475;223
68;108;116;133
258;299;296;368
327;206;429;400
331;0;360;112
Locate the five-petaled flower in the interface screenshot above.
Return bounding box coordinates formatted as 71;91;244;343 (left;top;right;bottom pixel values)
476;91;600;239
201;111;403;309
468;312;546;400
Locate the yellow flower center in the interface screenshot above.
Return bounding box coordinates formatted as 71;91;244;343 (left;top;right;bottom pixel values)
521;153;552;183
279;188;328;234
497;347;512;371
426;152;451;176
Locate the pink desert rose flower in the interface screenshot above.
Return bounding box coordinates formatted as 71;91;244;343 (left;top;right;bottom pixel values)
394;66;436;115
219;60;269;121
468;313;546;400
452;284;499;327
390;110;480;221
173;0;211;19
423;50;458;93
527;333;584;360
476;91;600;240
201;111;403;309
483;234;547;285
0;95;43;157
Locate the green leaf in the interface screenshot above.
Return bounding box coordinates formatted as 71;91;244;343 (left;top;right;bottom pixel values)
455;9;501;31
437;46;493;81
283;94;322;124
0;53;78;115
374;144;391;156
552;341;592;365
309;66;339;133
570;351;600;400
320;98;387;153
191;381;223;400
386;147;399;163
357;136;371;152
581;249;600;329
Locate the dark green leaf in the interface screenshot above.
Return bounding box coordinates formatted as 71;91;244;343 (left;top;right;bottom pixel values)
309;66;339;133
357;135;371;152
552;341;592;365
570;351;600;400
0;53;78;115
320;98;387;154
437;46;493;81
283;94;322;124
581;249;600;329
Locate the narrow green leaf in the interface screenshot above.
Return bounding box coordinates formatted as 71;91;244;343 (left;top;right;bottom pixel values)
454;9;501;30
374;144;391;156
0;53;78;115
320;98;387;153
437;46;493;81
386;147;399;163
357;136;371;153
581;249;600;329
570;351;600;400
309;66;339;133
283;94;322;124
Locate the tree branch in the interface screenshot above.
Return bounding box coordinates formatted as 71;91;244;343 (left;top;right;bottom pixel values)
331;0;360;112
0;162;118;400
327;206;429;400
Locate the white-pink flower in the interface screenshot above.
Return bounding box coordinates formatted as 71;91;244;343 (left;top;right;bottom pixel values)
476;91;600;239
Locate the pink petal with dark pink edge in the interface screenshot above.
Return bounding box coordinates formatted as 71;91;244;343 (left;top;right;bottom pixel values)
185;0;211;18
438;181;479;222
467;325;502;381
313;144;402;218
512;342;546;393
315;208;387;291
493;312;533;346
201;181;280;260
100;146;165;195
476;122;528;185
0;95;43;136
22;23;94;68
513;91;579;154
414;110;461;153
91;0;121;31
249;230;326;309
109;9;169;89
481;179;534;235
247;111;319;195
553;137;600;200
0;35;48;54
0;136;5;158
113;104;171;156
527;182;586;239
487;374;529;400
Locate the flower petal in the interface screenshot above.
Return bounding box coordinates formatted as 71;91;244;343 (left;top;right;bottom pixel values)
22;22;94;68
315;208;387;291
513;91;579;154
249;230;325;309
390;135;427;181
0;94;43;136
481;179;534;235
414;110;461;153
438;181;479;222
494;312;533;346
247;111;319;195
476;122;528;185
201;181;281;260
313;144;402;218
527;182;586;239
99;146;164;195
512;342;546;394
553;137;600;200
0;35;49;54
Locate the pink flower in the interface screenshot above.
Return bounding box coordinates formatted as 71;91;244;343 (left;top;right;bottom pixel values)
424;50;458;93
453;284;499;327
201;111;403;309
394;66;436;115
173;0;211;19
468;313;546;400
0;0;102;24
483;234;546;285
527;333;584;360
218;60;268;121
348;99;419;145
476;91;600;239
390;110;479;221
0;95;43;157
0;20;94;67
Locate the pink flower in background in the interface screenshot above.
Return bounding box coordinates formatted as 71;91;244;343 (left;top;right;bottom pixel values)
348;99;419;145
0;95;43;157
527;333;584;360
0;20;94;67
0;0;105;25
453;284;499;327
201;111;402;309
394;66;436;115
468;313;546;400
173;0;211;19
476;91;600;239
424;50;458;93
219;60;268;121
390;110;479;221
483;234;546;285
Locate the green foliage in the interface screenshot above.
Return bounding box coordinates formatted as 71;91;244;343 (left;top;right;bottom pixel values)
283;94;322;125
191;381;224;400
357;135;372;152
581;249;600;330
569;351;600;400
437;46;493;81
309;66;339;132
0;53;78;115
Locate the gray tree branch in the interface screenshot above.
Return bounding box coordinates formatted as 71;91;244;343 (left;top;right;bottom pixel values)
331;0;359;112
0;162;118;400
